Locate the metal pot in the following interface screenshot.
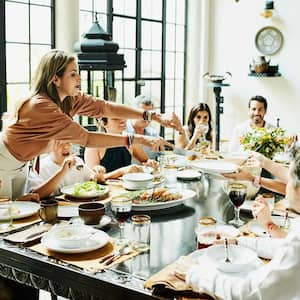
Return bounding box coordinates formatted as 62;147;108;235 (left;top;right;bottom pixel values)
203;72;232;84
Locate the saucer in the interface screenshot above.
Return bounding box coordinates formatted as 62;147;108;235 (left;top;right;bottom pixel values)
122;181;154;191
71;215;112;229
41;230;109;254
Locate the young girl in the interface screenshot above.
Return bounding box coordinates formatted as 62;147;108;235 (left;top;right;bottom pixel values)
85;117;158;179
0;49;179;198
175;103;213;150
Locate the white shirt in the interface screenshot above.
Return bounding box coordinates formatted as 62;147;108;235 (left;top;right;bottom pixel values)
186;218;300;300
26;156;92;196
229;120;276;152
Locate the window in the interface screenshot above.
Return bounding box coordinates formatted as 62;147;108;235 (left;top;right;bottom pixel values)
0;0;54;122
79;0;187;139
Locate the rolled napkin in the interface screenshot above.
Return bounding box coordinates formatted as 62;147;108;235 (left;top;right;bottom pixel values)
144;256;217;300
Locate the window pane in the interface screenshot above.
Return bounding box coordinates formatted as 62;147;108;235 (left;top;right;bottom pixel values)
141;0;162;20
142;21;162;51
80;0;93;11
141;81;161;108
113;17;136;49
176;0;185;25
166;0;176;23
115;81;135;105
30;5;51;44
165;52;175;79
166;24;175;51
6;2;29;42
141;50;161;78
113;0;136;17
176;25;185;52
165;80;174;107
31;0;51;5
7;84;30;112
175;52;184;79
80;11;94;36
94;0;107;13
6;44;29;83
31;45;52;80
121;49;135;78
175;79;184;106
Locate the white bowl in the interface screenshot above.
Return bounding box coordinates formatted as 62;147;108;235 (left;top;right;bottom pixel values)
49;225;93;249
122;172;154;189
206;244;258;273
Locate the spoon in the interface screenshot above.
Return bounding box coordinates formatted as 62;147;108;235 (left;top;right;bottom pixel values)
104;246;132;265
224;238;231;263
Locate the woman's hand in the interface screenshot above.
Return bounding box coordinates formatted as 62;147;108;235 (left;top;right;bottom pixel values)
222;167;253;181
193;123;207;140
248;151;269;168
252;195;272;228
122;165;144;175
152;112;183;132
92;165;106;183
135;135;174;152
16;193;40;203
143;159;159;169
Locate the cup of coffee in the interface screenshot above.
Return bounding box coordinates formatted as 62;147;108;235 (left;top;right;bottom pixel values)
262;193;275;211
78;202;105;225
39;199;58;223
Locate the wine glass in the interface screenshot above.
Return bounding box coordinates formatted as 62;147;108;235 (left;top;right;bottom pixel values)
110;196;132;245
227;182;247;227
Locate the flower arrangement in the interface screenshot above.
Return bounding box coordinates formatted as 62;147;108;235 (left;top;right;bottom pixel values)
240;127;289;159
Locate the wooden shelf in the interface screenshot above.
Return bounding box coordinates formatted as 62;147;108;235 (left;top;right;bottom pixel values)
248;72;281;77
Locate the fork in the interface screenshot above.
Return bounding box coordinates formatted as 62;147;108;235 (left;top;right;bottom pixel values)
224;238;231;263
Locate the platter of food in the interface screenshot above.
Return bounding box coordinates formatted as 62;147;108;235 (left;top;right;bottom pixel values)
60;181;109;199
121;187;196;211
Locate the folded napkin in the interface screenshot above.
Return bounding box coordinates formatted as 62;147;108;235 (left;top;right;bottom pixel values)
144;256;217;300
3;223;53;244
30;241;142;274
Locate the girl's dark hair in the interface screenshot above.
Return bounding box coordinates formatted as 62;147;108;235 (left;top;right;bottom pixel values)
187;102;212;141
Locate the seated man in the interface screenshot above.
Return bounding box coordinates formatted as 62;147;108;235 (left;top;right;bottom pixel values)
26;141;105;198
126;95;162;161
229;95;276;152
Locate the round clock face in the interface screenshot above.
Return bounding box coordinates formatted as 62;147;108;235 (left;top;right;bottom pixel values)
255;26;283;55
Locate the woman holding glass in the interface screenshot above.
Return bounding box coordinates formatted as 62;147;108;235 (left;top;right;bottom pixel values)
0;49;181;199
175;103;213;150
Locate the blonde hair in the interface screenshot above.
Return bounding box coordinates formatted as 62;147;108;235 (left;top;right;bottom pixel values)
32;49;77;115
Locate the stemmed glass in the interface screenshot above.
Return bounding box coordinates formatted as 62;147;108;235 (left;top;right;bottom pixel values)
110;196;132;245
227;182;247;227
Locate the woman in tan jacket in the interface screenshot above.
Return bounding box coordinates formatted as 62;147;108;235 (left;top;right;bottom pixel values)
0;49;180;198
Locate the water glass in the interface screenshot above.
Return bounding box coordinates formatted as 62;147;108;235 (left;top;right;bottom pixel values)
0;197;12;230
131;214;151;252
195;217;217;249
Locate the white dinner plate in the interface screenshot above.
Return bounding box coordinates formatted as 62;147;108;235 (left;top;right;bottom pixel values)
205;244;260;273
176;170;202;180
61;183;109;199
191;160;238;174
41;230;109;254
0;201;39;220
131;188;196;211
122;181;155;191
70;215;112;229
248;216;294;237
58;205;79;218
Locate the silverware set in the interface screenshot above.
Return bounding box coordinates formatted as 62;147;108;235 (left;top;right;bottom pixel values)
99;245;133;265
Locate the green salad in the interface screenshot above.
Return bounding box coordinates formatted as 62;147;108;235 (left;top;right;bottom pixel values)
73;181;106;196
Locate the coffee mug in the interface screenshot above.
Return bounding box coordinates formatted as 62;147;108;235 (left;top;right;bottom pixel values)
39;199;58;223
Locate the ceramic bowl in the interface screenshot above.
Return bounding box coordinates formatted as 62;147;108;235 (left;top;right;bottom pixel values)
78;202;105;225
122;172;154;189
50;225;93;248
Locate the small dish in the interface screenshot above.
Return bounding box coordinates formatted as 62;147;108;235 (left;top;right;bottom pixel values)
176;170;201;181
122;172;154;190
205;244;258;273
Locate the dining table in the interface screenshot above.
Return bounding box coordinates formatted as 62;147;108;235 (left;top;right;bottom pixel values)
0;157;284;300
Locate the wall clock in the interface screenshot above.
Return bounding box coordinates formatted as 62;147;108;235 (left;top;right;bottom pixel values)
255;26;283;55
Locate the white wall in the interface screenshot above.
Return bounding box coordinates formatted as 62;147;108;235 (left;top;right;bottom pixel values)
186;0;300;141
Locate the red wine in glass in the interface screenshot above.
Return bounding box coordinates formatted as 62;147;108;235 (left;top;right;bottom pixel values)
114;207;131;223
227;183;247;227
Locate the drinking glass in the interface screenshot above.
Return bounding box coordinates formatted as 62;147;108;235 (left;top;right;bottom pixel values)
0;197;12;230
227;182;247;227
111;196;132;245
